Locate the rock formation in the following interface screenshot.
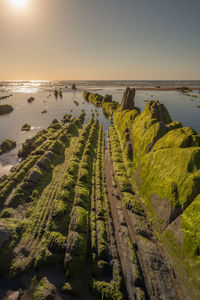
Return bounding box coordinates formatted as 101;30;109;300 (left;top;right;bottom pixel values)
0;140;16;155
27;97;35;103
121;87;135;110
21;124;31;131
54;90;58;97
113;101;200;299
0;104;13;115
0;95;12;101
72;83;77;90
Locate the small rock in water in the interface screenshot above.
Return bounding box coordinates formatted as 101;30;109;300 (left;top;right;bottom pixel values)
41;110;47;114
21;124;31;132
27;97;35;103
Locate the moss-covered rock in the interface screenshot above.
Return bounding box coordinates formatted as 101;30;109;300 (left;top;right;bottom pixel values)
49;140;64;155
62;114;72;123
112;100;200;299
83;91;120;116
18;129;47;158
91;279;123;300
26;167;43;184
69;206;88;233
21;124;31;131
65;231;87;256
0;139;16;155
33;277;56;300
48;119;61;130
130;102;170;170
153;127;200;150
61;282;73;294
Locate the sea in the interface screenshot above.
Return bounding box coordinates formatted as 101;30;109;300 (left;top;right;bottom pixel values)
0;80;200;176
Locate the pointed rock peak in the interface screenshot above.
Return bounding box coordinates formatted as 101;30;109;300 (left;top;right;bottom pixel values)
121;87;135;110
147;101;172;124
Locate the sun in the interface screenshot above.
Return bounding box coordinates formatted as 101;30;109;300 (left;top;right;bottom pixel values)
11;0;28;7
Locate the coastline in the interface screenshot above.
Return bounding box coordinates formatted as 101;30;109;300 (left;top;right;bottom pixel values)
135;86;200;91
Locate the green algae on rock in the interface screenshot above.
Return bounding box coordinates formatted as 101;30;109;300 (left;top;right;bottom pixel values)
83;91;120;117
21;124;31;131
112;97;200;299
0;139;16;155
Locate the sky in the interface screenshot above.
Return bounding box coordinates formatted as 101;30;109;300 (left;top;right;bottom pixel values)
0;0;200;80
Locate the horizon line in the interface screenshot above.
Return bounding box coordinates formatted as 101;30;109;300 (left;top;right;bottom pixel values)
0;79;200;82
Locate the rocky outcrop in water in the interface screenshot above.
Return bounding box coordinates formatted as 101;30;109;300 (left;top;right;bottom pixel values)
27;97;35;103
0;140;16;155
121;87;135;110
0;95;12;101
0;104;13;115
83;91;119;117
72;83;77;90
21;124;31;132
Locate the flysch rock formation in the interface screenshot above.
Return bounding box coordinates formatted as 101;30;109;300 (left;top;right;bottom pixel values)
121;87;136;110
113;97;200;300
0;87;200;299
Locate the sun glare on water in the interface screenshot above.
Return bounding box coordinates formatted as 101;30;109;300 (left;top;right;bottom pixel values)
10;0;28;7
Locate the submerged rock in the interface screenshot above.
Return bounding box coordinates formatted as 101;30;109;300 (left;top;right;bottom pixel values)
0;139;16;155
0;104;13;115
121;87;135;110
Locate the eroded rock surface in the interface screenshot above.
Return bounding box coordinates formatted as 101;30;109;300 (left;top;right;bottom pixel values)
0;224;12;248
121;87;135;110
113;99;200;299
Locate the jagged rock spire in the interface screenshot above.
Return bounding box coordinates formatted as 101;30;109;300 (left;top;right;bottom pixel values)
121;87;135;110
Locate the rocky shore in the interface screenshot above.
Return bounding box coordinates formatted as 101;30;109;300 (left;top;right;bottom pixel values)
0;88;199;299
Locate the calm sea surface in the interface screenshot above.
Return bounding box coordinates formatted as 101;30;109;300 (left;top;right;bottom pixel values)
0;80;200;176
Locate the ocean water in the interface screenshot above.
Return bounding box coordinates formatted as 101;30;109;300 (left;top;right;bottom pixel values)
0;80;200;93
0;80;200;176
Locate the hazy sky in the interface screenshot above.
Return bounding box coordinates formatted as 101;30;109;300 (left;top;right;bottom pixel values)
0;0;200;80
